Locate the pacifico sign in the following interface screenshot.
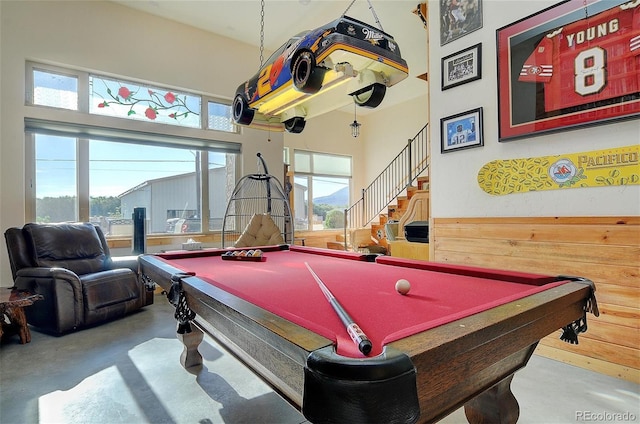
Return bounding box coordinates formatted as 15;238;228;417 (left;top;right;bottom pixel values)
477;145;640;195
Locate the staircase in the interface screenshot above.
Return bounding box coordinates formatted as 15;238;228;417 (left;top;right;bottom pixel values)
342;124;429;251
372;177;429;249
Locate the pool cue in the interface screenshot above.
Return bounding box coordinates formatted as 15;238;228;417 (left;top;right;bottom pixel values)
304;262;372;356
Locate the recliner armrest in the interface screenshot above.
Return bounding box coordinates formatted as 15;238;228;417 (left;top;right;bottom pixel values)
17;266;78;279
109;255;139;274
15;267;83;302
14;266;84;333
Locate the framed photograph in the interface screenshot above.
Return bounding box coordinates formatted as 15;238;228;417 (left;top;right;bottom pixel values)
497;0;640;141
441;107;483;153
441;43;482;90
440;0;483;45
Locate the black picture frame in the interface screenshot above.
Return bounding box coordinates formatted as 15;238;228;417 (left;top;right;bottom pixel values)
441;107;484;153
441;43;482;90
440;0;483;45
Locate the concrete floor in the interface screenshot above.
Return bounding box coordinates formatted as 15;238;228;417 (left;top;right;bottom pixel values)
1;293;638;424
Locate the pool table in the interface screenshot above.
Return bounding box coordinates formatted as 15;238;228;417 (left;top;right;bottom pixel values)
139;245;596;424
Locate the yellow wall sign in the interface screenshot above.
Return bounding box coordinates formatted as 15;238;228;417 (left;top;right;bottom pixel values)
477;145;640;195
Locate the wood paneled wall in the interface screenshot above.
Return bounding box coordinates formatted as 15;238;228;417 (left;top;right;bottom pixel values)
433;216;639;383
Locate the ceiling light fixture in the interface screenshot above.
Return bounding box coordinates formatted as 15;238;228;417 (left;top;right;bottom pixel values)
350;99;361;138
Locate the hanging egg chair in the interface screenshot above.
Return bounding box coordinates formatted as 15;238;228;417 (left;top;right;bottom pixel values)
221;153;293;247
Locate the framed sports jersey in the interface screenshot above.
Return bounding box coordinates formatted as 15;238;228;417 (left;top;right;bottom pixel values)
497;0;640;141
441;107;484;153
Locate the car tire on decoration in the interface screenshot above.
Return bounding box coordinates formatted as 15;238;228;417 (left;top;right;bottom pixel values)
352;83;386;108
284;117;306;134
233;95;255;126
292;51;325;94
232;15;408;134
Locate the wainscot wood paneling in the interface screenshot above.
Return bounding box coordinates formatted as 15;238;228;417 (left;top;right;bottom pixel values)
433;216;639;383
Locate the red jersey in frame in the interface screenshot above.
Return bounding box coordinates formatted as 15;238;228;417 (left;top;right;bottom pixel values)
497;0;640;141
519;2;640;111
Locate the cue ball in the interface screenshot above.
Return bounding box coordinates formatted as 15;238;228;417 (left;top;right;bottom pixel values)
395;279;411;295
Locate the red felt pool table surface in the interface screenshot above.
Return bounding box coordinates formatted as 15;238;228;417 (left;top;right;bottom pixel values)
156;245;564;358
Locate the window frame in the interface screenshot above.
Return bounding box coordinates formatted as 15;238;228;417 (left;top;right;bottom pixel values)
292;149;353;231
24;62;241;237
26;61;238;134
26;132;238;236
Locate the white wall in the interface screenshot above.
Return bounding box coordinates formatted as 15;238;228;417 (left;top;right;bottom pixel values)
360;95;429;185
428;0;640;218
284;110;366;198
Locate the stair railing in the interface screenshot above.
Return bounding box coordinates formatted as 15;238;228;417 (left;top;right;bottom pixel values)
343;123;429;244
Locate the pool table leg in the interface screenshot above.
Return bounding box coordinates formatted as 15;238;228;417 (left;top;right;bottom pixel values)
177;325;204;369
463;374;519;424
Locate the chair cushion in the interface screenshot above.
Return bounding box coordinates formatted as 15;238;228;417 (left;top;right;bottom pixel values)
24;223;108;275
235;214;285;247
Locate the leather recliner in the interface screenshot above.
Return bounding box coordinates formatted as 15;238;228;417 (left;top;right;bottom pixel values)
4;222;153;335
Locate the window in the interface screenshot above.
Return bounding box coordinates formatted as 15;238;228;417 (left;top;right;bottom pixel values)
208;101;237;133
32;69;78;110
34;135;77;222
89;141;203;236
293;150;352;231
28;63;237;134
90;76;201;128
208;152;234;230
30;132;236;236
26;63;240;237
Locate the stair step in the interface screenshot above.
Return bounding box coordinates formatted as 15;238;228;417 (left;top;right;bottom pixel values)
397;196;410;209
417;176;430;191
391;210;406;220
388;205;405;220
407;186;418;198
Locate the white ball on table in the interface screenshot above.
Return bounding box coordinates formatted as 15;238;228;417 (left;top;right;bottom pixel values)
395;279;411;295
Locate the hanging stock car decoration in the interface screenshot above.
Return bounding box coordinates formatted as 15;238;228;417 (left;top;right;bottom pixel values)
232;15;409;134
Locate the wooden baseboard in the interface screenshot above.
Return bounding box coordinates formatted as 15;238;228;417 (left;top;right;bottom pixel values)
535;344;639;384
389;239;429;260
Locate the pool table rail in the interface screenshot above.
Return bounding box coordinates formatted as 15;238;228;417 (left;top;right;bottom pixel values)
389;281;591;423
140;251;596;424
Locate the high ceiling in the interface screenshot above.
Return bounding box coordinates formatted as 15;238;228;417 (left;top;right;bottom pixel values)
112;0;428;113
